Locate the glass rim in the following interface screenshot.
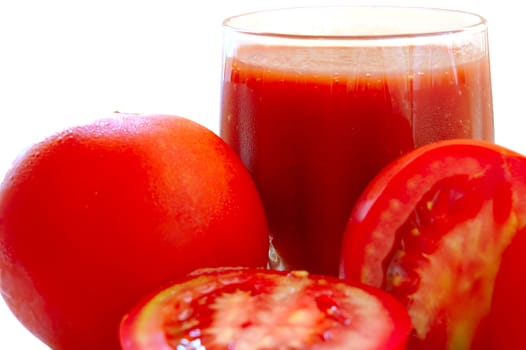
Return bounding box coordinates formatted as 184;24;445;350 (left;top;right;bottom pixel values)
222;5;488;41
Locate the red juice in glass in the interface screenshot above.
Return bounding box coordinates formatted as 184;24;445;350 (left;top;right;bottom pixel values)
220;7;494;276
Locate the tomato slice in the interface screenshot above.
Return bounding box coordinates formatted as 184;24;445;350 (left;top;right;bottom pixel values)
120;267;411;350
340;139;526;349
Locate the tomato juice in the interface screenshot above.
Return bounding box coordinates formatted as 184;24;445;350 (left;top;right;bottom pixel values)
220;45;493;276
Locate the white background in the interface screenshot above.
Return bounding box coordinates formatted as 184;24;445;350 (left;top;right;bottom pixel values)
0;0;521;348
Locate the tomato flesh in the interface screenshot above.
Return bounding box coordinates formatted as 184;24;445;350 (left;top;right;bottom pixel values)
340;139;526;349
120;268;411;350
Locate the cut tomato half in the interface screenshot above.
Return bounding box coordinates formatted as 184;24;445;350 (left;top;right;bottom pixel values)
120;267;411;350
340;139;526;349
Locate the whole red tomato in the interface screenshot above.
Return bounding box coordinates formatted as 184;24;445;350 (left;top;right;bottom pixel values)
0;114;269;350
340;139;526;349
120;267;412;350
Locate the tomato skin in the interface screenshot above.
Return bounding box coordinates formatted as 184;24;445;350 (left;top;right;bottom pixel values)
339;139;526;349
120;267;412;350
0;114;269;350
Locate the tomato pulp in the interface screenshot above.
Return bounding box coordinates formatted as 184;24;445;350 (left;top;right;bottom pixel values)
340;140;526;349
120;267;411;350
220;45;493;275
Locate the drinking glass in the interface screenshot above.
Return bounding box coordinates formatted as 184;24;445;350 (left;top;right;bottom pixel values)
220;6;493;276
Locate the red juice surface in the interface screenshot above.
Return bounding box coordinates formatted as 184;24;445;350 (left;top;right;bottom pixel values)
220;45;493;276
